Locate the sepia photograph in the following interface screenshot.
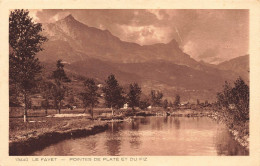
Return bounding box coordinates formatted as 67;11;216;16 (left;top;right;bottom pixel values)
8;9;251;157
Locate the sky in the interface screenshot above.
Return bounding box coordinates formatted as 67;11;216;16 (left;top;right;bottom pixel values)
29;9;249;64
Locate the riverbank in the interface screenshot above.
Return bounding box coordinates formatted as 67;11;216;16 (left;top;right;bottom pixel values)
170;109;212;117
9;117;108;155
208;110;249;151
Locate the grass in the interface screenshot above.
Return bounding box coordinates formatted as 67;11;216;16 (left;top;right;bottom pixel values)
9;115;106;142
9;107;113;118
9;106;133;142
9;114;108;155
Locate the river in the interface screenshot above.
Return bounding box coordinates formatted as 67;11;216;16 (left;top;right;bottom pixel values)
31;116;248;156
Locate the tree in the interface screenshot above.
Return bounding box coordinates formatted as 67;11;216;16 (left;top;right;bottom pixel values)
80;78;100;119
150;90;163;107
102;74;125;115
217;77;249;122
231;77;249;121
68;95;75;108
174;94;180;107
163;99;168;110
9;83;20;107
217;81;232;109
9;9;47;122
197;99;200;105
127;83;142;111
40;81;55;116
139;99;150;110
52;60;70;114
168;101;173;108
204;100;209;107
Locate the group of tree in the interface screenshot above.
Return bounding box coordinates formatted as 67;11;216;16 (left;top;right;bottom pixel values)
216;77;249;123
162;94;180;110
80;74;143;118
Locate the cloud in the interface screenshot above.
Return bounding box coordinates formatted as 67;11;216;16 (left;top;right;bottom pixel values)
118;25;171;45
30;9;249;64
50;11;71;22
199;48;219;59
28;9;42;22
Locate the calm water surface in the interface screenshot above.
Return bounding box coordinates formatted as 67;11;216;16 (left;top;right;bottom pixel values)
32;117;248;156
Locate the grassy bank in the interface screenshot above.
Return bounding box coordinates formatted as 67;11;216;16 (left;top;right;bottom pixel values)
9;116;108;155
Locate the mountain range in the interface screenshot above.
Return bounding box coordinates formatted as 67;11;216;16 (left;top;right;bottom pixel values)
37;14;249;102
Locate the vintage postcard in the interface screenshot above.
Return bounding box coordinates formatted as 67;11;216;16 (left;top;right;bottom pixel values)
0;0;260;166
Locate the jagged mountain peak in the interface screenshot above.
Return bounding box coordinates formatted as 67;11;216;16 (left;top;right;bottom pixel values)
167;39;179;46
55;14;84;27
64;14;75;20
58;14;78;23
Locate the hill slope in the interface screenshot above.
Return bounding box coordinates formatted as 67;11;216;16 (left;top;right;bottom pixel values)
217;55;249;82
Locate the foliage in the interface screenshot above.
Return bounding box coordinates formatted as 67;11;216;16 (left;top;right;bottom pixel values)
127;83;142;111
9;83;20;107
139;99;150;110
150;90;163;107
39;80;56;115
52;60;70;113
174;94;180;107
168;101;173;108
80;78;100;119
217;77;249;122
68;95;75;106
102;74;125;110
163;99;168;110
9;9;47;122
197;99;200;105
217;81;233;109
53;60;70;83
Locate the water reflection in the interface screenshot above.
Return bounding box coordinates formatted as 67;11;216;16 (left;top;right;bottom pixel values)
151;118;163;130
105;122;123;155
215;127;248;155
129;132;141;149
163;116;168;124
82;137;97;153
105;138;121;156
131;121;140;130
140;117;150;125
31;117;248;156
173;118;180;130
